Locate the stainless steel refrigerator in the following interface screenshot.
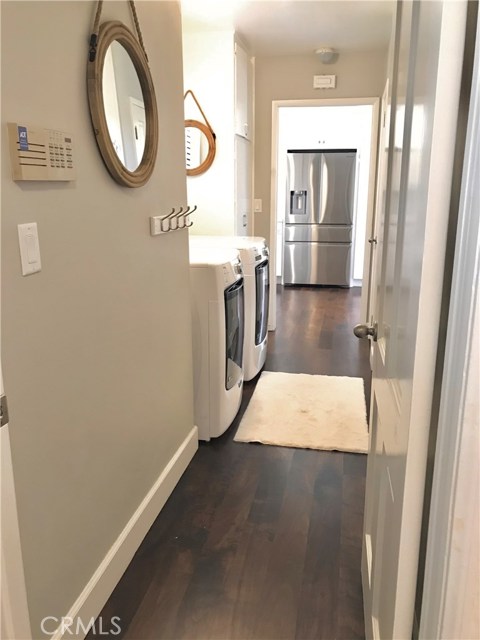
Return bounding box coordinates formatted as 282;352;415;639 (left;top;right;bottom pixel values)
283;149;357;286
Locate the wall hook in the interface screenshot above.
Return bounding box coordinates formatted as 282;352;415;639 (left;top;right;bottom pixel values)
185;205;197;227
161;207;178;232
151;205;197;235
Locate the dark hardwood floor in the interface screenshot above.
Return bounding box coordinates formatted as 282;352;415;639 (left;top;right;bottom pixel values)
89;286;371;640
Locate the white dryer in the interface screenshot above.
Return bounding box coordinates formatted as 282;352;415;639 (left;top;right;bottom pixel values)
190;236;269;381
189;247;245;441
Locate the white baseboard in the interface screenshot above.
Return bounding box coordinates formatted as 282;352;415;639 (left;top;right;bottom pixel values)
51;427;198;640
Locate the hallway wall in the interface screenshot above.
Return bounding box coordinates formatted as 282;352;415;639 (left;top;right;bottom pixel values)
253;50;387;241
1;1;195;636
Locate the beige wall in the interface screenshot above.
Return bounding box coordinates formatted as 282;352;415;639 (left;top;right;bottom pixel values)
253;50;387;240
1;1;194;636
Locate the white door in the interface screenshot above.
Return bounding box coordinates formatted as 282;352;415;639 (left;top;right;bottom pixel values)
234;42;250;139
365;80;389;366
358;1;468;638
235;135;251;235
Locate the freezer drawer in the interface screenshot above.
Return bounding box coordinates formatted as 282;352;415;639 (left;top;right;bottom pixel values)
283;242;352;286
284;224;353;243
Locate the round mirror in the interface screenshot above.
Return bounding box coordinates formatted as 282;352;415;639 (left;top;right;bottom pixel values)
87;21;158;188
102;41;145;172
185;120;216;176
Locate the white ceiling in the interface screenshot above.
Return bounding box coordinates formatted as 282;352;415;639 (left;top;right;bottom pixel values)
181;0;394;56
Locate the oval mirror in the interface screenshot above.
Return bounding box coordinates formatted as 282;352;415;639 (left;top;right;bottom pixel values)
185;119;216;176
87;21;158;188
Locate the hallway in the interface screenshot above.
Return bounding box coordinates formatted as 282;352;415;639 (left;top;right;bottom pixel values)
92;286;371;640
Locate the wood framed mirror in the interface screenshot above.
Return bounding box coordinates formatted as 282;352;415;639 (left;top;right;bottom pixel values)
87;20;158;188
185;119;216;176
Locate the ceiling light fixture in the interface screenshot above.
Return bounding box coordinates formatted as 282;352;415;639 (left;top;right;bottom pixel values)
315;47;336;64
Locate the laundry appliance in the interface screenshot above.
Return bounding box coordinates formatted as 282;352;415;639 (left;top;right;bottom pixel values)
190;236;269;381
283;149;357;286
189;247;245;441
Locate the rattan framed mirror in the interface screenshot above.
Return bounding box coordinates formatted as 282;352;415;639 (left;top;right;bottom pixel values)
87;20;158;188
184;90;216;176
185;119;216;176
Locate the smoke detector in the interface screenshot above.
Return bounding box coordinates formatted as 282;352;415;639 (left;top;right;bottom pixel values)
315;47;336;64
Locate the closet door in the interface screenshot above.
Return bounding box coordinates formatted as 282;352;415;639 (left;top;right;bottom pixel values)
235;135;252;235
234;42;250;139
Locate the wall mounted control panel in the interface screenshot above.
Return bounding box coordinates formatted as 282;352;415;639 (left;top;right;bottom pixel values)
7;122;76;182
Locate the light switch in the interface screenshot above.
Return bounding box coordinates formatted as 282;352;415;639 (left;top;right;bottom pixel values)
254;199;262;213
26;233;37;263
18;223;41;275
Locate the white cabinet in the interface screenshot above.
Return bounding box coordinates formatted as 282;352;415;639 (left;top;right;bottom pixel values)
183;30;253;236
235;42;251;140
234;41;253;234
235;135;252;235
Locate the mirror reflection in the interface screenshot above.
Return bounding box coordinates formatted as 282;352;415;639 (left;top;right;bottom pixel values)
102;41;145;172
185;125;209;171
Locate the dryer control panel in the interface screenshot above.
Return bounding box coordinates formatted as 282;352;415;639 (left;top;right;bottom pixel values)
222;258;243;285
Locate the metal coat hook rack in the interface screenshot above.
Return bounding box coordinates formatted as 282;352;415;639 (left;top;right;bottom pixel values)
150;206;197;235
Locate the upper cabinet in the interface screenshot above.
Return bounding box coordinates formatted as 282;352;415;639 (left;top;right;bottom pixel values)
235;42;252;140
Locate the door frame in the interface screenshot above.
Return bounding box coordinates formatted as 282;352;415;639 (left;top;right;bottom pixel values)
419;14;479;636
268;97;380;331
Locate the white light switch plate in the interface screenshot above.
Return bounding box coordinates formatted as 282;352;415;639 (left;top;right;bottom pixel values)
18;223;41;275
254;199;262;213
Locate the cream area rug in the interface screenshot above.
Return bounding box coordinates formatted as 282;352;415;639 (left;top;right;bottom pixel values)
234;371;368;453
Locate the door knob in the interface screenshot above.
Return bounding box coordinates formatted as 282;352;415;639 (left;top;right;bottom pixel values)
354;323;378;341
368;237;377;244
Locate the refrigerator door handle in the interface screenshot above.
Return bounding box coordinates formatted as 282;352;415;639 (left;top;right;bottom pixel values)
321;154;328;223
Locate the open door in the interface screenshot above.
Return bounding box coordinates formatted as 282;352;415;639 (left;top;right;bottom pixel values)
365;79;389;368
355;1;469;638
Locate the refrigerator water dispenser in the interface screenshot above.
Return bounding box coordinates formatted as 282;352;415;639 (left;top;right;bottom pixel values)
290;190;307;215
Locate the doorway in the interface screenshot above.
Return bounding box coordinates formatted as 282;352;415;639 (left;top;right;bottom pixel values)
269;98;379;331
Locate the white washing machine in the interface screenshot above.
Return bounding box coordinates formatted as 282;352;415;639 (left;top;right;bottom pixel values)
190;236;269;381
189;246;245;441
